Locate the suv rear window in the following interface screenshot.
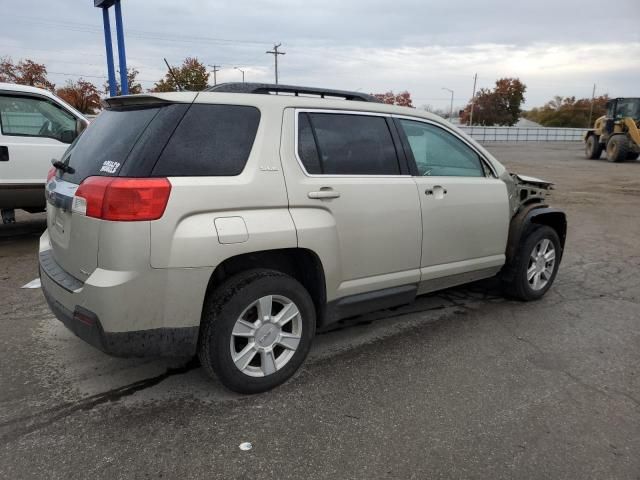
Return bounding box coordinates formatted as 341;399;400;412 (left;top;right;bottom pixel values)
152;104;260;177
59;103;260;184
59;106;164;184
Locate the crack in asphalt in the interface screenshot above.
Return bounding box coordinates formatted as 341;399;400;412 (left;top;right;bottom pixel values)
0;357;200;441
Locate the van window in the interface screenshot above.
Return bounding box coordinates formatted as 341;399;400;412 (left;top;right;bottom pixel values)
152;104;260;176
297;112;400;175
399;119;484;177
0;94;76;143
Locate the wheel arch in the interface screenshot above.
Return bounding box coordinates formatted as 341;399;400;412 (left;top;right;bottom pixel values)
202;248;327;328
503;205;567;279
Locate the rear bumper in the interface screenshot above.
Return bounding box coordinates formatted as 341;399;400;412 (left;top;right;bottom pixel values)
38;229;210;357
40;269;198;357
0;184;45;211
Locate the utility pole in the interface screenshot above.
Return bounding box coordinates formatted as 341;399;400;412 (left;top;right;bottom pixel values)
442;87;454;121
588;83;596;127
266;43;285;84
234;66;245;83
469;73;478;126
208;64;221;86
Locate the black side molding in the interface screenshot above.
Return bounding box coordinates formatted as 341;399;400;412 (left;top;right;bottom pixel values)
322;284;418;327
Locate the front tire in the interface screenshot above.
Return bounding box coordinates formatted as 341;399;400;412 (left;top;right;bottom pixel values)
606;135;629;162
198;269;316;394
503;225;562;301
585;135;602;159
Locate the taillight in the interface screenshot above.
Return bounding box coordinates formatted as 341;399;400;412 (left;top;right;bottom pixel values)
74;177;171;221
47;167;56;183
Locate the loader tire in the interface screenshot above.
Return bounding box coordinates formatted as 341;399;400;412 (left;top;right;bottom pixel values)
585;135;603;159
606;135;629;163
626;152;639;161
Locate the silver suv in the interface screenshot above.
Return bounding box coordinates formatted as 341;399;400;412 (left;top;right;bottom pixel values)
40;83;566;393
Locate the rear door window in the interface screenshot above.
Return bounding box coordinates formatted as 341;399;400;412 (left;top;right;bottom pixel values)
152;104;260;176
297;112;400;175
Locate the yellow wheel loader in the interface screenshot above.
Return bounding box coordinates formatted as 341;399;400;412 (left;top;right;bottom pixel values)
584;98;640;162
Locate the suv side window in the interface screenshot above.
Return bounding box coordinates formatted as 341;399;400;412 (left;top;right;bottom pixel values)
298;112;400;175
152;104;260;176
399;119;485;177
0;94;77;143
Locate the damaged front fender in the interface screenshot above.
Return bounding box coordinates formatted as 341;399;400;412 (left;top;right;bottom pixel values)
502;172;554;216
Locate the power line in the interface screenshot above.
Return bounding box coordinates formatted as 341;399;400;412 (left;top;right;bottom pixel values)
266;44;285;84
6;15;274;47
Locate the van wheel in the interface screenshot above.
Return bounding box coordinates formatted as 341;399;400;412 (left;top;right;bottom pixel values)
198;269;315;394
503;225;562;301
585;135;602;159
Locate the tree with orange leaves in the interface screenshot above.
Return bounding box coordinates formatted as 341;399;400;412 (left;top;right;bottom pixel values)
372;91;414;107
0;57;55;91
56;79;102;114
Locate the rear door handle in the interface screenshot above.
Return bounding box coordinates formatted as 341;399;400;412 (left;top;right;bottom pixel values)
0;146;8;162
308;188;340;199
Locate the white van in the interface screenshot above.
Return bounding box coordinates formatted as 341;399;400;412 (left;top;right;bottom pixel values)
0;83;88;223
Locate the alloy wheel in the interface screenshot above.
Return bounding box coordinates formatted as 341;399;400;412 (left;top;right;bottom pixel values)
526;238;556;291
229;295;302;377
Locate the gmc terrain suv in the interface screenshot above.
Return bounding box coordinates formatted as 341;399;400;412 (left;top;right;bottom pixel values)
40;83;566;393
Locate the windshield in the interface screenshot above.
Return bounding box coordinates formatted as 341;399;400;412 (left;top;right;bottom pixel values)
614;98;640;120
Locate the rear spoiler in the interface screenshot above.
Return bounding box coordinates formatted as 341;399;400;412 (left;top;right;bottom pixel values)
102;93;198;109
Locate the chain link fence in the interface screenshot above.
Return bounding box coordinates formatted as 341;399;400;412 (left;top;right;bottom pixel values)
459;126;584;143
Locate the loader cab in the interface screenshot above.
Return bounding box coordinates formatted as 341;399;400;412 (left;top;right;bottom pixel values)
607;98;640;121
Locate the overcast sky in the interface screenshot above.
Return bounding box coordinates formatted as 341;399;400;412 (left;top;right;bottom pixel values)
2;0;639;109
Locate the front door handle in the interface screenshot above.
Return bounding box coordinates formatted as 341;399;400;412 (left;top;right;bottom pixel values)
425;185;447;199
0;146;8;162
308;188;340;199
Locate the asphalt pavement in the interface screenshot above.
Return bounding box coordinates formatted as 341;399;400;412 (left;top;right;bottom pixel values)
1;143;638;479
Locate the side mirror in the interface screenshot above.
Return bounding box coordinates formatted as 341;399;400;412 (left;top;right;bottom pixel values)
76;118;88;135
59;129;76;144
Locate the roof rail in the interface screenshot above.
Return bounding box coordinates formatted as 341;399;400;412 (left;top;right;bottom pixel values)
205;82;381;103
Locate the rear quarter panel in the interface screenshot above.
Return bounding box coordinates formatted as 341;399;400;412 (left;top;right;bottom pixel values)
149;102;296;268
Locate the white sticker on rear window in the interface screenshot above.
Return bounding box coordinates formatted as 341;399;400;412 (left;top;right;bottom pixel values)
100;160;121;174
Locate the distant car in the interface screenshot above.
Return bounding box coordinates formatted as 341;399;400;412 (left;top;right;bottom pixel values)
40;83;567;394
0;83;88;223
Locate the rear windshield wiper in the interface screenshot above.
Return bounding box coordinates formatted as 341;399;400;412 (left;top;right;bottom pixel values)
51;159;75;174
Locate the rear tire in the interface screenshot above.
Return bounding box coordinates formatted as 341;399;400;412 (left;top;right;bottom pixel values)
585;135;602;159
503;225;562;301
627;151;639;161
198;269;315;394
606;135;629;162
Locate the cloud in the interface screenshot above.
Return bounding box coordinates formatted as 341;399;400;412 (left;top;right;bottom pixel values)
2;0;639;108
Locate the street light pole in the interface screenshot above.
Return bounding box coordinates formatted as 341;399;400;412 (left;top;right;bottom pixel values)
234;67;245;83
442;87;454;121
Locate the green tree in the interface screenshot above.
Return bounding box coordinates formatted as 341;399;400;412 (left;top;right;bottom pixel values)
0;56;55;90
460;78;526;126
523;95;609;128
104;67;143;96
152;57;209;92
